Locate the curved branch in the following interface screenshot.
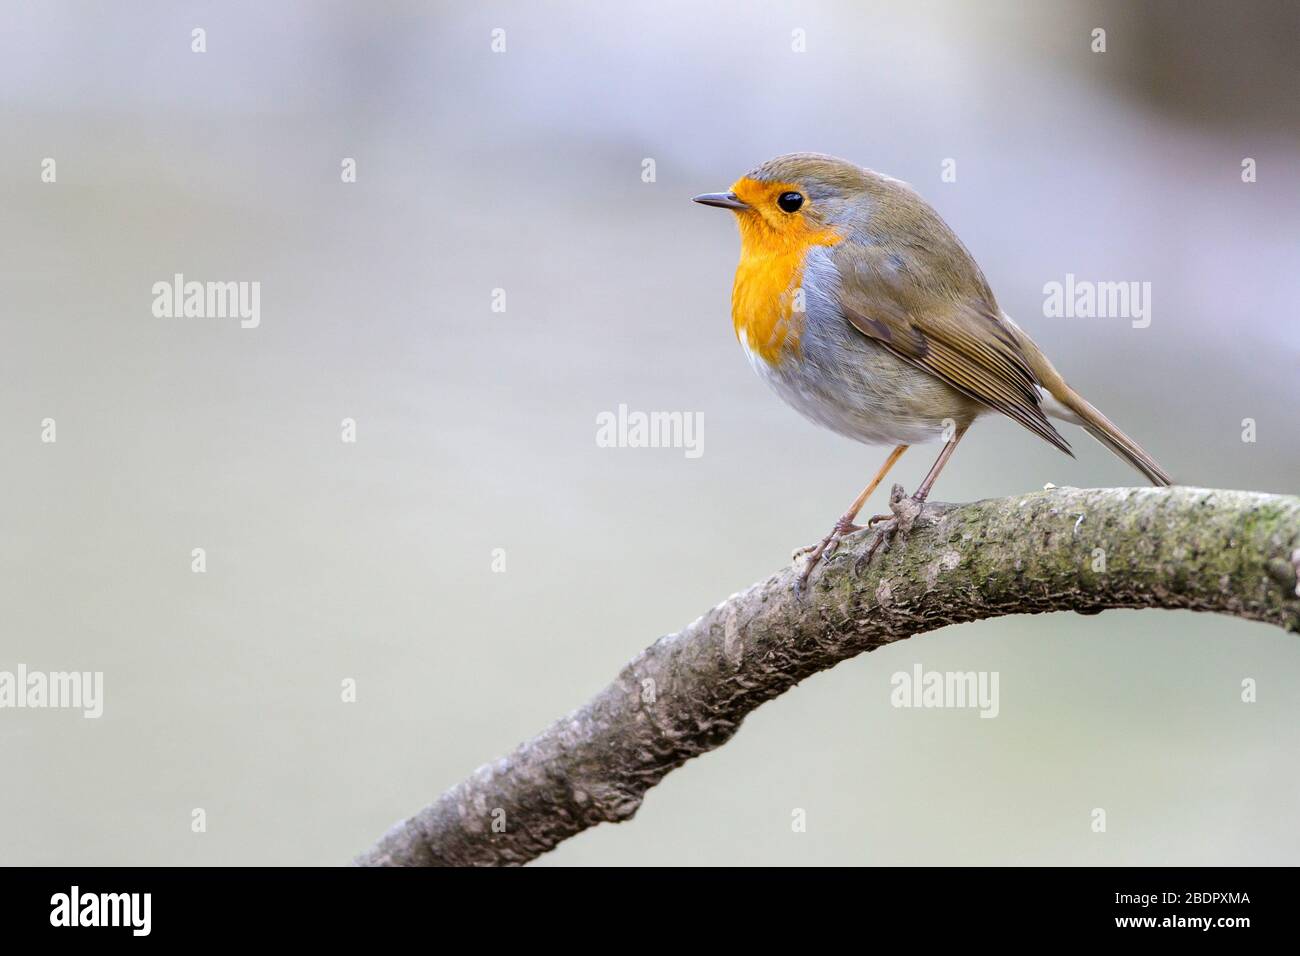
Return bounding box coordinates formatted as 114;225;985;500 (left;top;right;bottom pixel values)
356;486;1300;866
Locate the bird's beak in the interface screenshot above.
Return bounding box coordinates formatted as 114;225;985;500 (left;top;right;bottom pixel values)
692;191;749;211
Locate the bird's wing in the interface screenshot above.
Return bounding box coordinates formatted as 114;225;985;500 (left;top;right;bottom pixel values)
833;240;1073;455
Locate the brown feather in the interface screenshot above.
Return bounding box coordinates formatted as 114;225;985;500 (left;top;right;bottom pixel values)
831;217;1074;456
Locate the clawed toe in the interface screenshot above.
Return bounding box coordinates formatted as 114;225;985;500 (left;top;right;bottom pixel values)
790;431;962;592
792;521;861;561
854;519;898;575
794;478;941;594
795;518;868;592
853;485;930;575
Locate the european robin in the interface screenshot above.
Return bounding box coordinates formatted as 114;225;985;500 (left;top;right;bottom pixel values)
694;152;1172;589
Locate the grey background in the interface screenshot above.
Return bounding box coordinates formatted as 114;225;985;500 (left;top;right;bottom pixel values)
2;0;1298;865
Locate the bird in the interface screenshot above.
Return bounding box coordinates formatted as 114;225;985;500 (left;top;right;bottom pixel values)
693;152;1172;590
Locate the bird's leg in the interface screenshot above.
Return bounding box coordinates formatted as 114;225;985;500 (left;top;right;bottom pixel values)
866;425;968;526
911;424;967;502
858;426;968;572
795;444;908;592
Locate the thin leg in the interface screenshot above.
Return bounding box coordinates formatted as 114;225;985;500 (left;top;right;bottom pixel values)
857;425;971;571
837;444;909;528
912;424;968;502
796;444;908;589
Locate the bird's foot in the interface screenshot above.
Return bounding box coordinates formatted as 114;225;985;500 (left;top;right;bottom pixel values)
854;484;926;575
791;521;864;561
793;516;866;595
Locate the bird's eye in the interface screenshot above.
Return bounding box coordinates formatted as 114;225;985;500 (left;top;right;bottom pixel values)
777;191;804;213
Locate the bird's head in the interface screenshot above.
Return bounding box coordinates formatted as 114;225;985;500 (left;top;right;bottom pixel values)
693;153;872;254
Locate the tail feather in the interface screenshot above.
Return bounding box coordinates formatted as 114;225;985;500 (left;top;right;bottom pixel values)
1004;315;1174;486
1042;389;1173;486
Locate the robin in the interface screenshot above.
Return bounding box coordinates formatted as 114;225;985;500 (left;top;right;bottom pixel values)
694;152;1172;589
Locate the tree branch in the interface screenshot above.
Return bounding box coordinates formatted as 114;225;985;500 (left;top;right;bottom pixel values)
356;486;1300;866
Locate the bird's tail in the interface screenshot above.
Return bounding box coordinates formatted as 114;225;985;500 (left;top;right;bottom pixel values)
1008;322;1174;486
1040;386;1173;486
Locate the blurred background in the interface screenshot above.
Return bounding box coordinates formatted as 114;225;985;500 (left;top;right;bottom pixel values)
2;0;1298;866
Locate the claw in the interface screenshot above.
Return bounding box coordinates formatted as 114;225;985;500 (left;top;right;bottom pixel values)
852;484;928;575
854;519;897;575
794;477;941;594
794;519;866;594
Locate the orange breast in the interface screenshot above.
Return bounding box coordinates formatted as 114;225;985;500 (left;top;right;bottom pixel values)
725;176;844;366
731;250;810;365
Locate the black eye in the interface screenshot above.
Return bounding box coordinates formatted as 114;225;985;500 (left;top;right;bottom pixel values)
777;191;804;213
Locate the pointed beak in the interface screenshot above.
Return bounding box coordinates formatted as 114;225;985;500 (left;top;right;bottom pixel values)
692;191;749;211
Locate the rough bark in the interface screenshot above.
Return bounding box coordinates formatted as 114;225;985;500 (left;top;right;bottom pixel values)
356;485;1300;867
